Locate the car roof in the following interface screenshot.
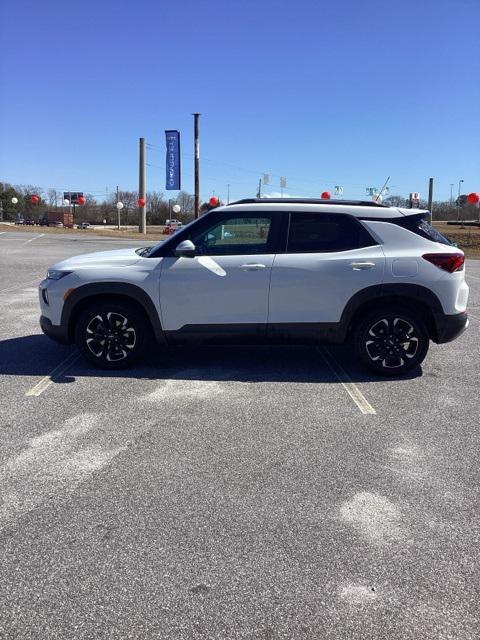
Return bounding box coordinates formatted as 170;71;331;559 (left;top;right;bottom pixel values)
217;198;428;219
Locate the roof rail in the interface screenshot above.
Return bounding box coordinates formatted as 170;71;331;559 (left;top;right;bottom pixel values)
227;198;386;207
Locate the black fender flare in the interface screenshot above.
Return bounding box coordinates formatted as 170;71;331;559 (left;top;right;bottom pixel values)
339;283;444;339
62;282;165;344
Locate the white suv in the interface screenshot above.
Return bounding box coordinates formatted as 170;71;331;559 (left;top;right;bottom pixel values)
38;199;469;376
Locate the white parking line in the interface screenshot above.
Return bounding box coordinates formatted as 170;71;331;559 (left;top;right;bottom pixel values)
317;347;377;415
23;233;45;244
25;352;80;397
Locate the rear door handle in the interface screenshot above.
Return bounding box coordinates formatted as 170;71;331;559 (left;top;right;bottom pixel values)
349;261;376;270
241;263;266;270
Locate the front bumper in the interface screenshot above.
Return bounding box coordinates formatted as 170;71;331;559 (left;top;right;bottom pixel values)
433;311;469;344
40;315;71;344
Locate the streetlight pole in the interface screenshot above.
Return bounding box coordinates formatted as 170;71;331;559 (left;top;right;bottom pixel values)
457;179;464;221
139;137;147;234
116;201;124;230
193;113;200;218
10;197;18;222
450;184;454;204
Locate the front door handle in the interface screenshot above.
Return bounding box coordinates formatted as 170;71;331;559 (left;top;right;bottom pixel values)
349;261;376;270
241;263;266;271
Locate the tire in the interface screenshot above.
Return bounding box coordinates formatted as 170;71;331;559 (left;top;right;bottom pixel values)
353;307;429;376
75;302;148;369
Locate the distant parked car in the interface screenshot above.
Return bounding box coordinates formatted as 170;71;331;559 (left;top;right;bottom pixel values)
24;218;35;226
15;218;25;225
50;221;64;228
77;222;92;229
163;220;183;235
39;218;49;226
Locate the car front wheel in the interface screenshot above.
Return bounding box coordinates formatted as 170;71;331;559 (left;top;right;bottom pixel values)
354;308;429;376
75;302;148;369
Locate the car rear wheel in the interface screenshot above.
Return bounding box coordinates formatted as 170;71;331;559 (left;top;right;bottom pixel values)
354;307;429;376
75;302;148;369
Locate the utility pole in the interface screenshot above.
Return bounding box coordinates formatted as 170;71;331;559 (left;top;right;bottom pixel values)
450;184;454;203
257;178;262;198
457;179;464;221
139;137;146;234
427;177;434;217
227;184;230;204
116;185;120;231
193;113;200;218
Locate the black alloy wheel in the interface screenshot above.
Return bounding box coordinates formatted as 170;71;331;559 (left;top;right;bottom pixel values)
75;303;147;369
354;308;429;376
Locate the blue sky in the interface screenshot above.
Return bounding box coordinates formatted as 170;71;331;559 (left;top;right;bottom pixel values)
1;0;479;203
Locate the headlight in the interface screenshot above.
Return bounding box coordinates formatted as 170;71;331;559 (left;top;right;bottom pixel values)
46;270;72;280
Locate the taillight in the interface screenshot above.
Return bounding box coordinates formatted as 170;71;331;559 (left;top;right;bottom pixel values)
422;253;465;273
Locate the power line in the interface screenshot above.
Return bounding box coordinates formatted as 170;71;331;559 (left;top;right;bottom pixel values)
146;143;394;191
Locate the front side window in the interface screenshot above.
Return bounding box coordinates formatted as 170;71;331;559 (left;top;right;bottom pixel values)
191;216;274;255
287;213;376;253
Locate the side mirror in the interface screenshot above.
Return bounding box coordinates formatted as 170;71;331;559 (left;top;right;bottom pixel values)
174;239;196;258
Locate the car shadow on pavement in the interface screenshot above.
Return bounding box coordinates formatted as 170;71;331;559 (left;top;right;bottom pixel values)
0;334;423;385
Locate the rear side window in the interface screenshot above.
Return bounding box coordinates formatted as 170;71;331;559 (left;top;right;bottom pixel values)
392;213;453;246
287;213;376;253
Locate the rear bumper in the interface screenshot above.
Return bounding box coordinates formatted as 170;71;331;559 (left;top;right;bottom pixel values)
40;315;71;344
433;311;469;344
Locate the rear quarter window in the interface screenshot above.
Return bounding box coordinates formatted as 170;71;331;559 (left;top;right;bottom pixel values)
416;219;453;246
398;214;453;246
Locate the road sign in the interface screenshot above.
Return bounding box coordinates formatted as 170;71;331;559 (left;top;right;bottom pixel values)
63;192;84;204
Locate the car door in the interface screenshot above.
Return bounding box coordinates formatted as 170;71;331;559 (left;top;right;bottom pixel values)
268;211;385;327
159;212;281;335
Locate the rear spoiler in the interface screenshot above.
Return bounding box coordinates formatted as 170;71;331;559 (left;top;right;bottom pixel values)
397;208;430;217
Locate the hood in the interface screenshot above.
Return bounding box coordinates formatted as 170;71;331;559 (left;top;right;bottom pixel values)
51;247;144;270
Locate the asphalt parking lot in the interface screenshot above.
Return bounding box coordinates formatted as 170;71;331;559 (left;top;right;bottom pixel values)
0;230;479;639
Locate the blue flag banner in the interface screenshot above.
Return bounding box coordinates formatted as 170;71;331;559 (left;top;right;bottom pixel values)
165;130;181;190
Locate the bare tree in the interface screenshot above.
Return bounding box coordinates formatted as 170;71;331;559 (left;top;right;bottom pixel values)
147;191;169;225
175;191;195;222
47;189;58;208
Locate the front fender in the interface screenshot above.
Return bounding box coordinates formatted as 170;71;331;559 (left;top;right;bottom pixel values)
62;282;165;344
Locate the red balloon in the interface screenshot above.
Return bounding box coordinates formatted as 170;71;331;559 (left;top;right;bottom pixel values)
209;196;219;207
321;191;331;200
137;197;146;207
78;196;86;205
31;194;39;204
467;192;480;204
